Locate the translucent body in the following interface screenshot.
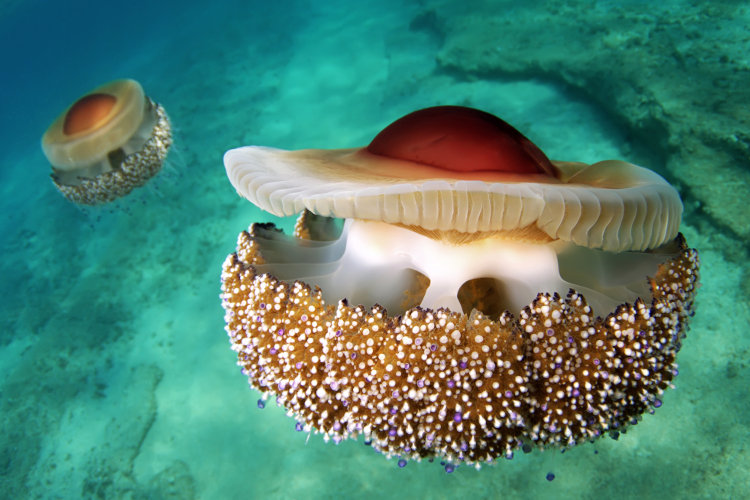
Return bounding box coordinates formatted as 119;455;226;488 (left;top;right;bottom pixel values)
249;217;674;317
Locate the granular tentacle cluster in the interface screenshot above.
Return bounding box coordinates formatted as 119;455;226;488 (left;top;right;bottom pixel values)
220;223;699;466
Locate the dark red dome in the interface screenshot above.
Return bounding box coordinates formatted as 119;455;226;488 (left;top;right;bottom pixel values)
367;106;556;177
63;93;117;135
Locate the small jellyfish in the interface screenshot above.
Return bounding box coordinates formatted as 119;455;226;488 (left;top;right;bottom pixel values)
41;79;172;205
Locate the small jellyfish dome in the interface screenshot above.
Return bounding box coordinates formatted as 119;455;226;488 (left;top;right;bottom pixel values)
220;106;700;467
42;79;172;205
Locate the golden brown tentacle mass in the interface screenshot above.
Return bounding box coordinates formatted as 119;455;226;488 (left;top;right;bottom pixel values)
220;223;699;466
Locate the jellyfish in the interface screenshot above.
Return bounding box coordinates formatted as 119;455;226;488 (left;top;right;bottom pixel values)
220;106;699;466
41;79;172;205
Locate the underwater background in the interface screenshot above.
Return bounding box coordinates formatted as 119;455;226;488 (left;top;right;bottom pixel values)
1;0;749;498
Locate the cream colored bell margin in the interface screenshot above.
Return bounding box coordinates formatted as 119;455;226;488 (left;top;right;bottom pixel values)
42;79;147;170
225;146;682;252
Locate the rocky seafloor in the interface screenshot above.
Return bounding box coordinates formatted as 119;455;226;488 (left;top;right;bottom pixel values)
424;1;750;249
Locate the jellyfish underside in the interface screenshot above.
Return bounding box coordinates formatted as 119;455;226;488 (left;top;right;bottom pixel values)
250;212;678;318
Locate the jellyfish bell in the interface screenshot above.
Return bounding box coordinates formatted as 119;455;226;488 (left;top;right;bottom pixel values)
224;106;684;314
220;106;699;466
41;79;172;205
366;105;558;176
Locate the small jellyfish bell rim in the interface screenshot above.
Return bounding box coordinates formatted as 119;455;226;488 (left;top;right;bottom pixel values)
220;105;699;466
42;79;151;171
41;78;172;205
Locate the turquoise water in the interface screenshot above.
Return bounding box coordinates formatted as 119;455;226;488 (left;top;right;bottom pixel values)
1;0;748;498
